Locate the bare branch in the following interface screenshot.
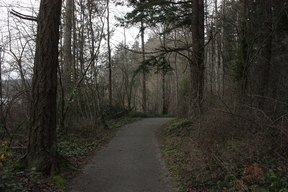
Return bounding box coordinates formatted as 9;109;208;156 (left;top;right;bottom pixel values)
10;9;37;22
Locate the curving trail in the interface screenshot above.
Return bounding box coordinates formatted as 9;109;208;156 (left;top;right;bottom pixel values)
69;118;176;192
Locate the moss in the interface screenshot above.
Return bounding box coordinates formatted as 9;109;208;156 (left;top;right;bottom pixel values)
51;175;67;187
66;163;79;172
54;153;79;173
12;160;27;170
61;158;79;172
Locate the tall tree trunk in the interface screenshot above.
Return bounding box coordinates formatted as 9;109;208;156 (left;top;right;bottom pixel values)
240;0;248;96
63;0;73;84
190;0;205;110
73;1;77;83
220;0;225;96
214;0;219;92
123;28;132;111
88;0;98;121
259;0;272;105
141;19;146;111
94;66;109;129
78;3;85;117
0;45;3;131
204;0;211;93
173;31;179;108
162;73;167;115
210;21;214;93
24;0;63;175
107;0;112;105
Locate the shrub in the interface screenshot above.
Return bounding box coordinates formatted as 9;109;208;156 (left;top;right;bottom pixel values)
0;141;12;167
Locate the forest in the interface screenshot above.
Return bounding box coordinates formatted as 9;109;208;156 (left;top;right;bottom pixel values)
0;0;288;191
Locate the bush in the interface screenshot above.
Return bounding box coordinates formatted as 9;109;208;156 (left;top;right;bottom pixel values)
159;99;288;191
0;141;12;167
58;140;86;158
102;104;130;119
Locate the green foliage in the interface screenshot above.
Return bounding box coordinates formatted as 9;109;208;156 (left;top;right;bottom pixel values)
160;129;194;191
177;76;190;118
0;167;39;192
159;114;288;191
51;175;67;187
165;118;193;135
229;20;250;92
102;104;131;120
128;110;174;118
120;0;193;34
58;140;86;158
12;160;28;171
261;169;288;191
134;56;173;76
0;141;12;167
107;116;140;129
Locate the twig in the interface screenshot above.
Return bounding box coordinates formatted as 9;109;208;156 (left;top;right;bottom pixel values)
8;120;25;148
268;113;288;127
216;94;233;114
242;104;273;124
10;9;37;22
218;109;261;129
248;94;288;106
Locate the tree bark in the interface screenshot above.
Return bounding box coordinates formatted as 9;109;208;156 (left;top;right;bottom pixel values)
190;0;205;110
107;0;112;106
24;0;63;175
162;73;167;115
214;0;219;92
258;0;272;105
141;19;147;111
63;0;73;84
220;0;225;96
73;1;77;83
173;31;179;108
0;45;3;132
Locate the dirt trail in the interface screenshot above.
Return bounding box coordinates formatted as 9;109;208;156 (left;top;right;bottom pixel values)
68;118;176;192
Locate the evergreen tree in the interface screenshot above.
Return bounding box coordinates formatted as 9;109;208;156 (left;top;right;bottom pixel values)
120;0;205;111
23;0;64;175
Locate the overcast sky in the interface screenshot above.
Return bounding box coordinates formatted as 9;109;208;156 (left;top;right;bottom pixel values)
0;0;147;79
0;0;143;48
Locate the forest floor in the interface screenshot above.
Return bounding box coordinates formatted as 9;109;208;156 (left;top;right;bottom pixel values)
158;115;288;191
0;116;144;191
66;118;176;192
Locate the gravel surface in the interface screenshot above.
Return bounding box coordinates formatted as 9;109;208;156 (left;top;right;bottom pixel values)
68;118;176;192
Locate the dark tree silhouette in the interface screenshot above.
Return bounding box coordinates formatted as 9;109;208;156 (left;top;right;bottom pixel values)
22;0;63;175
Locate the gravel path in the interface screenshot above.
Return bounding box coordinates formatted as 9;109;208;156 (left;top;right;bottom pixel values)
69;118;176;192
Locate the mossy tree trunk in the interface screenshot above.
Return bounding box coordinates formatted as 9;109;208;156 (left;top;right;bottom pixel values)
23;0;63;175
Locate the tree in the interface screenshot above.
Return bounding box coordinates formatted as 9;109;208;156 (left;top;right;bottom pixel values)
257;0;272;106
107;0;113;105
63;0;73;84
0;39;7;137
190;0;204;110
121;0;205;112
140;18;147;111
119;0;149;111
22;0;63;174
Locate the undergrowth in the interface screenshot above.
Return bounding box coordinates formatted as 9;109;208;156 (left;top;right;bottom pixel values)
0;113;140;191
128;110;175;118
159;107;288;191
